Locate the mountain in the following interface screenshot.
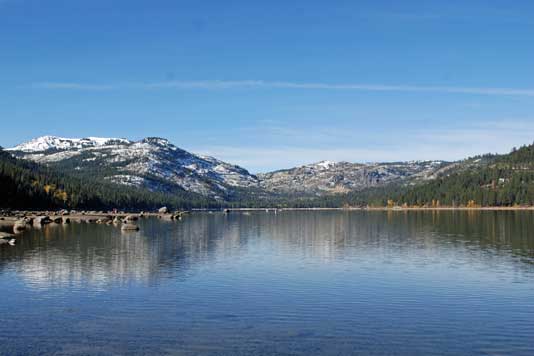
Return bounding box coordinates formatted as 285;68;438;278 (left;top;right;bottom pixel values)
310;145;533;208
0;148;215;210
5;135;534;208
245;145;534;209
9;135;132;152
258;159;455;196
376;144;534;207
8;135;462;199
8;136;258;200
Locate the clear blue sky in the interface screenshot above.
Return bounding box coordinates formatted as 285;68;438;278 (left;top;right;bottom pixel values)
2;0;534;172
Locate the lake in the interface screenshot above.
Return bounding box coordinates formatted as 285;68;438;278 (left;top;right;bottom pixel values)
1;211;534;355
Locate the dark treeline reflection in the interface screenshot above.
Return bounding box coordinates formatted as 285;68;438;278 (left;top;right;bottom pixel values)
1;211;533;288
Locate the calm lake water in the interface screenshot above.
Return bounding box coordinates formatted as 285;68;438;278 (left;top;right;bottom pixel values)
1;211;534;355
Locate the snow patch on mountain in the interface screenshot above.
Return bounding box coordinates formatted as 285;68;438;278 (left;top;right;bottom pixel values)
258;160;453;195
106;174;146;187
313;160;337;169
8;136;259;198
8;135;131;152
8;135;455;198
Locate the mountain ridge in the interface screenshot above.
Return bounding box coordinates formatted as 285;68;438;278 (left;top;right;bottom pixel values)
4;136;534;208
8;135;460;198
8;135;259;199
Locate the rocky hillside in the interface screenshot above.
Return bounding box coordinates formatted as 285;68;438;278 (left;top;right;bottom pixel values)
4;135;529;207
258;160;455;196
8;135;471;199
8;136;258;199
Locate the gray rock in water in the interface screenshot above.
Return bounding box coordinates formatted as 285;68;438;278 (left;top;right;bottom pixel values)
124;215;139;222
121;223;139;231
34;216;52;225
0;237;16;246
13;220;28;233
158;207;168;214
0;232;15;239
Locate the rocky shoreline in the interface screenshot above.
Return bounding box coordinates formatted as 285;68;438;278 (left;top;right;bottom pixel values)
0;207;187;246
3;205;532;247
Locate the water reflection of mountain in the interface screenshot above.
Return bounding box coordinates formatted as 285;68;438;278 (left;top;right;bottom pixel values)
0;215;232;288
252;211;534;262
0;211;533;289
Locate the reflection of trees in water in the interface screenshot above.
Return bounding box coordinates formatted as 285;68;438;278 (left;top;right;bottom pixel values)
394;210;534;253
239;211;534;266
0;216;235;288
0;211;533;288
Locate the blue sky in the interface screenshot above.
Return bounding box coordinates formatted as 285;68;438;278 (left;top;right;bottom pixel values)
2;0;534;172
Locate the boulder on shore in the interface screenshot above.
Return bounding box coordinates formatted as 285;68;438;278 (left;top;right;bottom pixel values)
158;207;169;214
125;215;139;222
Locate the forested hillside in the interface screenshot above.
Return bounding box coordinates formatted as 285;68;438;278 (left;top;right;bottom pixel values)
3;143;534;210
0;148;216;210
231;144;534;209
342;144;534;208
390;145;534;206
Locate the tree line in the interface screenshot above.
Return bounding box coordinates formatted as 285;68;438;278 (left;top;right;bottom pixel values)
3;143;534;210
0;148;217;210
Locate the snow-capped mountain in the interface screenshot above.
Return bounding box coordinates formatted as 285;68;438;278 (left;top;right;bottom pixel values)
258;160;454;195
11;135;131;152
7;135;458;199
8;136;258;198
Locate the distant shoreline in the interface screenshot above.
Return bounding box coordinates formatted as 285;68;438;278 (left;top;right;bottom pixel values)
2;207;532;235
197;206;534;212
3;207;534;215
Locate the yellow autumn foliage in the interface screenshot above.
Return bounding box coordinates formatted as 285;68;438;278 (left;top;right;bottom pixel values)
53;190;68;202
43;184;56;194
